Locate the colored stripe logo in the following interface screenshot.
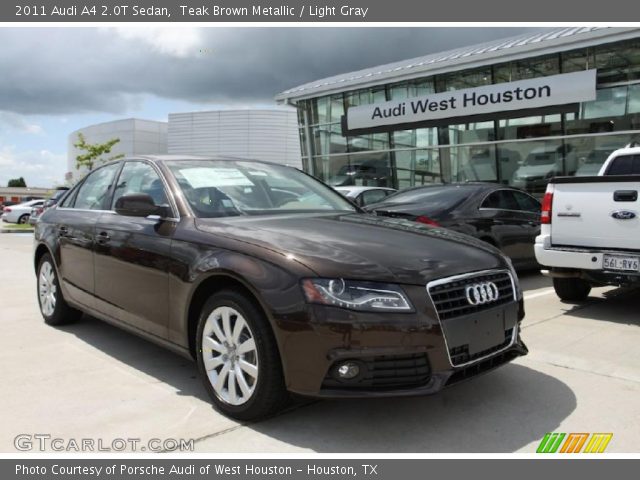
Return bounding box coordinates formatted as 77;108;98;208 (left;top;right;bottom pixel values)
537;433;613;453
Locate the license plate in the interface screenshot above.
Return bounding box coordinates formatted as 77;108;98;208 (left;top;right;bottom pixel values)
603;254;640;271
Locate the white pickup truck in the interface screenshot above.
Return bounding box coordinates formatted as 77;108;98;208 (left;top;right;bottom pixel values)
535;145;640;301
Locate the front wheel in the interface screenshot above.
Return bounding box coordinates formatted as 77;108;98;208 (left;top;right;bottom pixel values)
553;277;592;302
196;290;289;421
37;253;82;325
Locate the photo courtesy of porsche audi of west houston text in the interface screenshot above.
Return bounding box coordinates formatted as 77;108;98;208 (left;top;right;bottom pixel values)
17;4;370;19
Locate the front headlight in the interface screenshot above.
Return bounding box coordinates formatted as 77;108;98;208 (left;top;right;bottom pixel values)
301;278;414;312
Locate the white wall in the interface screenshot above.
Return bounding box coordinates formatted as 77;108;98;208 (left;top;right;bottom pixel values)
167;109;302;169
67;119;168;181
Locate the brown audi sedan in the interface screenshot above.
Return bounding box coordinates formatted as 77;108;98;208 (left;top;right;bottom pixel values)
34;156;527;420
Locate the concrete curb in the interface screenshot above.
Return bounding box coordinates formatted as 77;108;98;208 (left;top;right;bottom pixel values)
0;228;34;234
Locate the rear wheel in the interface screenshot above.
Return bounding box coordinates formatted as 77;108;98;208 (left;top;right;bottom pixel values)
196;290;289;420
553;277;591;302
18;214;29;224
37;253;82;325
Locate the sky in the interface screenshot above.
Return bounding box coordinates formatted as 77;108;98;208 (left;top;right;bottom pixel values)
0;27;543;187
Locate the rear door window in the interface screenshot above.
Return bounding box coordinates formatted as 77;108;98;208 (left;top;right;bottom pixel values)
511;191;541;213
605;155;640;175
480;190;519;211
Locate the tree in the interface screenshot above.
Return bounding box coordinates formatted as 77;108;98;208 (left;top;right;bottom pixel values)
74;133;124;171
7;177;26;187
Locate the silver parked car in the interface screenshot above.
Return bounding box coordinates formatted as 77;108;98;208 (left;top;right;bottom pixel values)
1;199;44;224
334;186;397;207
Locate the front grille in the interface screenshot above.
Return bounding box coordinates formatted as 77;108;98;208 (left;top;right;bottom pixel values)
445;348;521;386
449;328;514;365
322;353;431;391
427;270;515;321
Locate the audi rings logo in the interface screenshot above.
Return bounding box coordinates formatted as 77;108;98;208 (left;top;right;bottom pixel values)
465;282;500;305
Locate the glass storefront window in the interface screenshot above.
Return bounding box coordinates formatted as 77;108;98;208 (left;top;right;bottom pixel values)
437;67;492;92
345;88;386;109
314;153;393;188
493;62;511;84
595;39;640;83
449;145;498;183
389;82;409;100
300;37;640;196
415;78;436;96
311;97;330;125
564;134;636;177
629;84;640;114
448;121;496;144
498;114;562;140
503;139;566;195
330;95;345;122
394;149;442;189
512;55;559;80
312;124;347;155
565;86;631;134
584;87;628;119
561;48;593;73
347;132;390;153
416;127;439;148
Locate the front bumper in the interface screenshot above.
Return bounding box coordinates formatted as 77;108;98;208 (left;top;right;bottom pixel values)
275;281;526;398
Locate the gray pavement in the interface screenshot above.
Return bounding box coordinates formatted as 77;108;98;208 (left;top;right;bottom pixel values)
1;233;638;453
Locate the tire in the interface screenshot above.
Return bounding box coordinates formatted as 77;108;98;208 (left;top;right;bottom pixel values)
196;289;289;421
553;277;592;302
18;214;29;224
37;253;82;326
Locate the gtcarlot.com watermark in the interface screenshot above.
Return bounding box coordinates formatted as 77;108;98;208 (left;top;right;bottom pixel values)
14;434;194;452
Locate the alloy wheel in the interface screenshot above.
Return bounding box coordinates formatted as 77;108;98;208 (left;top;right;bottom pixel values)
38;261;57;317
201;306;259;406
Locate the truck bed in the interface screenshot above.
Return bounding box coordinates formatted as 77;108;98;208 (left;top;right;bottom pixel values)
549;175;640;252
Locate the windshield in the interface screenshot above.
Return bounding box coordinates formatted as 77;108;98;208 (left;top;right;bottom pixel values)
166;160;357;217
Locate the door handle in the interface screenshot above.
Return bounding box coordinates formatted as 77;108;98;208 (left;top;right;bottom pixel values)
614;190;637;202
95;232;110;245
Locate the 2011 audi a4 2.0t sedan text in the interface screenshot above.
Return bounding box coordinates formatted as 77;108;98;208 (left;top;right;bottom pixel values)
33;155;527;420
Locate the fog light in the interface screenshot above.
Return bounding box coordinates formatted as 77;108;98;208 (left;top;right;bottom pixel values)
337;361;360;379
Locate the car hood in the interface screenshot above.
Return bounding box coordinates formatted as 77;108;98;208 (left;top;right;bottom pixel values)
195;213;507;285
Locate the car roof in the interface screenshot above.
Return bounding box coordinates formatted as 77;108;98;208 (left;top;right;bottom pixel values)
334;186;396;194
393;182;503;194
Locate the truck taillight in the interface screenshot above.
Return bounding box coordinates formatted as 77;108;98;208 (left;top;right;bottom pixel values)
541;192;553;224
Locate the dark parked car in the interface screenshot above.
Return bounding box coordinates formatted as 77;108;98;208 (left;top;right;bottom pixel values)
368;183;541;269
34;156;527;420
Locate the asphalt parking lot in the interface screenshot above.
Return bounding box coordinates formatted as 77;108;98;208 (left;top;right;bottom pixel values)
1;233;639;453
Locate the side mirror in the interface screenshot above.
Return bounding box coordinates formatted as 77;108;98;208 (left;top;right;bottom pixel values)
115;194;168;218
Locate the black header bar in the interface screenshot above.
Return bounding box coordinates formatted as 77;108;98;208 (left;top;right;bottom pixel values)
4;0;640;22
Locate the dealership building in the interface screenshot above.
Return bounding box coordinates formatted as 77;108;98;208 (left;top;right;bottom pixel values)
276;27;640;195
67;109;300;181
